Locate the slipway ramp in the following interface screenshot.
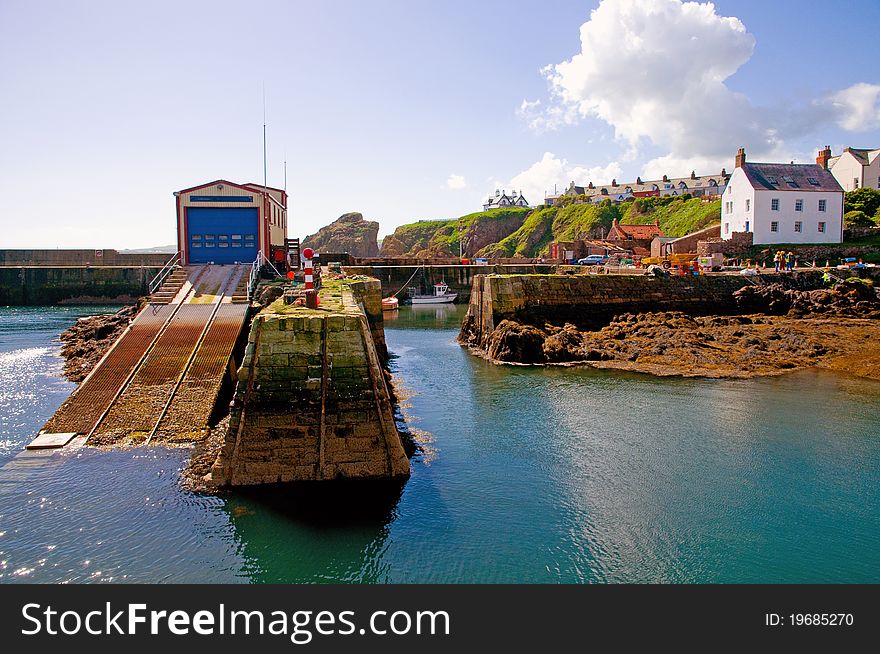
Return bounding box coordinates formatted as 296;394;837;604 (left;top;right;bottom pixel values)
34;264;250;448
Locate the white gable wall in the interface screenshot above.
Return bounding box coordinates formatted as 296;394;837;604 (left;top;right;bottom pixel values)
829;151;880;191
721;169;755;239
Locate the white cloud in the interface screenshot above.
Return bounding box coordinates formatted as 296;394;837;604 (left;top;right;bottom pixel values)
446;173;467;190
829;83;880;132
522;0;879;177
492;152;622;205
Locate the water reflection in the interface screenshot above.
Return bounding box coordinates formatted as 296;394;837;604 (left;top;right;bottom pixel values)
223;480;405;583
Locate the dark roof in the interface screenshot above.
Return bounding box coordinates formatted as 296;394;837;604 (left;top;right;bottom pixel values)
742;163;842;193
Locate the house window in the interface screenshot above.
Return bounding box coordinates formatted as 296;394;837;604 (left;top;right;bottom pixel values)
818;199;826;212
818;221;826;233
795;199;803;212
771;198;779;211
745;199;751;212
854;178;859;189
877;176;879;188
771;221;779;232
745;221;750;232
724;222;729;234
794;221;802;233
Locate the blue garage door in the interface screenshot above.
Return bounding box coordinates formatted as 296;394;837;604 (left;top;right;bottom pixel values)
187;207;259;264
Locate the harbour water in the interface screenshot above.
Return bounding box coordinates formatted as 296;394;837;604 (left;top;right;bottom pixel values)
1;304;879;583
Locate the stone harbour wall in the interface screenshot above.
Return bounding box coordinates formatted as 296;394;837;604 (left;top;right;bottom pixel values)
0;265;162;305
460;272;824;351
210;279;409;486
343;264;557;302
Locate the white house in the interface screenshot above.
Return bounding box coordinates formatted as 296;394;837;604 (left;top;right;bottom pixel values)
821;146;880;192
483;189;529;211
721;148;844;245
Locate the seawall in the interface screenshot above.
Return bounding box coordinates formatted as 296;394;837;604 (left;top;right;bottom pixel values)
0;249;171;267
343;264;557;301
0;266;162;305
209;277;409;486
460;272;824;351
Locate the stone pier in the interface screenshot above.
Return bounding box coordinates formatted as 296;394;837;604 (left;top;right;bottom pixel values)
210;277;409;486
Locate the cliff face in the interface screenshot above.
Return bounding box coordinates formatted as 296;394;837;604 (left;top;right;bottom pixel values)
380;207;531;258
302;212;380;257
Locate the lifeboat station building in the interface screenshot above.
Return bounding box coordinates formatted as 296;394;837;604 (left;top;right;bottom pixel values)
174;180;288;265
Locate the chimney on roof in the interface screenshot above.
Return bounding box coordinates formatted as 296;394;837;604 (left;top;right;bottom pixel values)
611;179;618;187
654;218;661;227
816;145;832;170
662;174;668;182
735;147;746;168
636;176;642;184
588;182;594;189
690;170;696;179
721;167;727;176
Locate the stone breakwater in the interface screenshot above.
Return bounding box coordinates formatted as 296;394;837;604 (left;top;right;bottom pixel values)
458;272;880;379
208;277;410;487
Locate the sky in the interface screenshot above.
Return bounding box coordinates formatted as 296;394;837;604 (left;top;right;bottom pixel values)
1;0;879;248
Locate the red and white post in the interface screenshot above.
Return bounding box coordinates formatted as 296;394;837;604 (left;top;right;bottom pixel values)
302;247;315;290
302;247;318;308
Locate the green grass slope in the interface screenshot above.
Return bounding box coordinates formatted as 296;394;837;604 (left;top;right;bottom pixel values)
621;196;721;237
382;207;530;257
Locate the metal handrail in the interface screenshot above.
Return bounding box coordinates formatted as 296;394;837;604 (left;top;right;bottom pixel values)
148;251;182;295
247;254;262;300
247;252;289;300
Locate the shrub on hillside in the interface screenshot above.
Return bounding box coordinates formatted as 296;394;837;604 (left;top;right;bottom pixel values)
844;210;874;228
844;187;880;218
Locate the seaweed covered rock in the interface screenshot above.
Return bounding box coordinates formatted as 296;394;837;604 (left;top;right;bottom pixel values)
734;279;880;318
486;320;547;363
543;323;584;362
59;305;138;381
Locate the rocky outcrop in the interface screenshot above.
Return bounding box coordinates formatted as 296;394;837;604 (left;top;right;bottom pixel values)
734;279;880;318
302;212;380;257
59;304;139;381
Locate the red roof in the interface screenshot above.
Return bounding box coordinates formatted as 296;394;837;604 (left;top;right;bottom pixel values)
609;222;664;240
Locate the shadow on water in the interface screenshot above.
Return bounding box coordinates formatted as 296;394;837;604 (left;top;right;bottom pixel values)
219;479;407;583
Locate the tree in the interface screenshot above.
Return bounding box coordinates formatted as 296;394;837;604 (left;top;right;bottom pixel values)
844;210;874;229
844;187;880;218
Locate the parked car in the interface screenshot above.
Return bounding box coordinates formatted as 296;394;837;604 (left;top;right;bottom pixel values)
577;254;609;265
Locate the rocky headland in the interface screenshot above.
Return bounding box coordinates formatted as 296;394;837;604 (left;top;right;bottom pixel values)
302;212;380;257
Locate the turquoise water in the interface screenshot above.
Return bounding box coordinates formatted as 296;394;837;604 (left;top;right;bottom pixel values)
0;304;879;583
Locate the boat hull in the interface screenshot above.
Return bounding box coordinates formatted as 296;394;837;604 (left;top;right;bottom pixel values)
410;294;457;304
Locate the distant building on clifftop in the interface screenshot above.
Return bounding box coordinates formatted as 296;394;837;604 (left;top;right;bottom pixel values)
722;147;844;245
483;189;529;211
545;168;730;206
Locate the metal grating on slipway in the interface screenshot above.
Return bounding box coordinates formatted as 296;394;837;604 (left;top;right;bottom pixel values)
41;302;178;435
151;303;249;442
90;304;216;444
39;265;249;447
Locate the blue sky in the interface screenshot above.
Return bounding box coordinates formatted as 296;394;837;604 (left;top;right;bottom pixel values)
1;0;878;248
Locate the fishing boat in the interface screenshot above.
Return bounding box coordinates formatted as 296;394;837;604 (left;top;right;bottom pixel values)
409;282;457;305
381;296;399;311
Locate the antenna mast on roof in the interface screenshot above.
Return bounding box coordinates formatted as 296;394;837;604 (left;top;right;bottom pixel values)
262;84;268;191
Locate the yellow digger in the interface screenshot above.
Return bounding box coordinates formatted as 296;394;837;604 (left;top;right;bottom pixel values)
640;252;697;270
